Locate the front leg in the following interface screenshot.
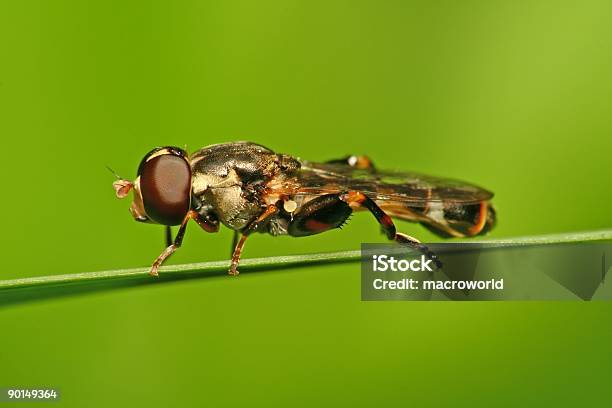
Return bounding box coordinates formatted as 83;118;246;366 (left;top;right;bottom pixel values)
229;205;279;276
150;210;219;276
164;225;173;247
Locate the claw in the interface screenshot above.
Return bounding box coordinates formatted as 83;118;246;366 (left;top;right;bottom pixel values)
149;264;160;277
228;263;240;276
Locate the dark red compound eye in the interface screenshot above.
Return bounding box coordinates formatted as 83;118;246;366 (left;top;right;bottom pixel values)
139;152;191;226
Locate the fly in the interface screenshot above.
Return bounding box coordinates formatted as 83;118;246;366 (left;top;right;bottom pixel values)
112;142;496;276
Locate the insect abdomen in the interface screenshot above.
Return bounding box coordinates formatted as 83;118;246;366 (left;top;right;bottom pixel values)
440;201;495;236
379;200;495;238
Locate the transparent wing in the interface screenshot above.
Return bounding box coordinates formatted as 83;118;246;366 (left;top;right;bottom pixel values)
272;162;493;205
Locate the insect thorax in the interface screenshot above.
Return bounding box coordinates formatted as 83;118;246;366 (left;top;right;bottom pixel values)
189;142;300;231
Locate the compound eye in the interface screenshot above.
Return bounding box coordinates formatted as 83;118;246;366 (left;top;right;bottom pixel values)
139;153;191;225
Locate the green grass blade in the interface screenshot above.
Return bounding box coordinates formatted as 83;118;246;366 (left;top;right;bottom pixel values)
1;229;611;306
0;250;361;291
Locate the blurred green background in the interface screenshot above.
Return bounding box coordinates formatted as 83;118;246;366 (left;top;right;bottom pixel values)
1;0;611;406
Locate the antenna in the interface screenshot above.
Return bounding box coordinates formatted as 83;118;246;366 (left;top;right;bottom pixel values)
105;165;123;180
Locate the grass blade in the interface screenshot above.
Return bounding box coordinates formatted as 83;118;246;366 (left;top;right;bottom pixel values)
1;229;611;306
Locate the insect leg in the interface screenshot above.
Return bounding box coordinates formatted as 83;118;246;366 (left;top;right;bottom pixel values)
164;226;172;247
326;155;376;171
230;231;238;257
149;210;218;276
150;213;191;276
340;191;442;269
229;205;279;276
287;194;353;237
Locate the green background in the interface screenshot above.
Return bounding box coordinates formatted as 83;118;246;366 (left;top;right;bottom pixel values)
1;0;611;406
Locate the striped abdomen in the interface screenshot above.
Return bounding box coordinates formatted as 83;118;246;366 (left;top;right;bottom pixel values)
377;200;496;238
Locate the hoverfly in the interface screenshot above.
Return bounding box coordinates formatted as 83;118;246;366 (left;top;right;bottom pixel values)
112;142;495;276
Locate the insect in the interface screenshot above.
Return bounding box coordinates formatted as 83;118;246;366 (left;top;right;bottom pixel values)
112;142;495;276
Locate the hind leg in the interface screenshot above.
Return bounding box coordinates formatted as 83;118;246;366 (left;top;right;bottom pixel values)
287;194;353;237
340;192;441;268
288;192;441;268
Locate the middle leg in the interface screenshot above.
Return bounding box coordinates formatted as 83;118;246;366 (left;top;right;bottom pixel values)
229;205;279;276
